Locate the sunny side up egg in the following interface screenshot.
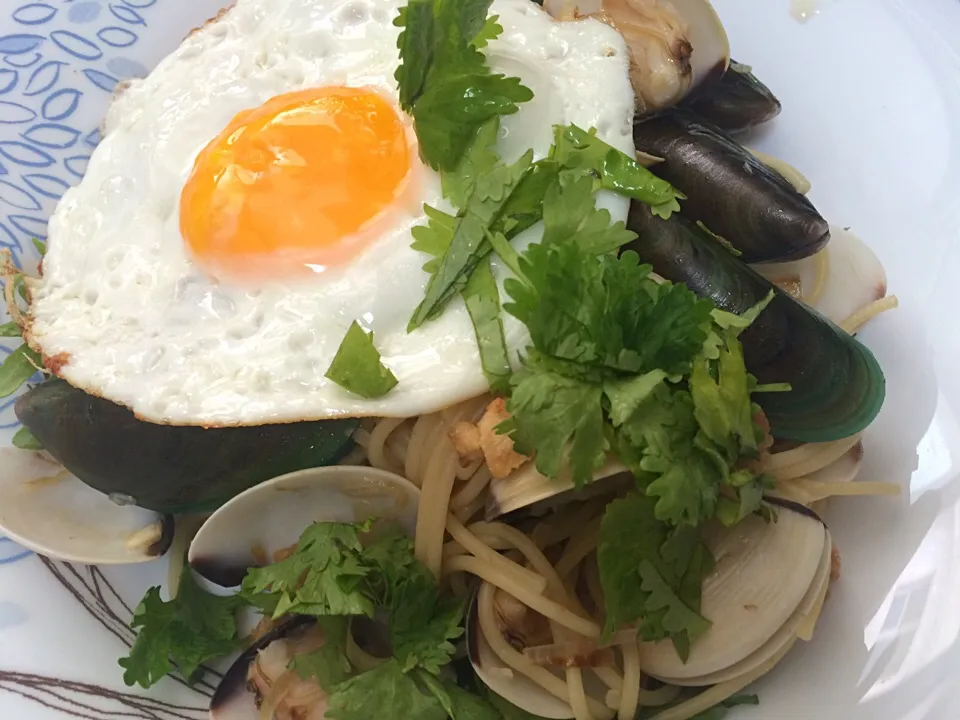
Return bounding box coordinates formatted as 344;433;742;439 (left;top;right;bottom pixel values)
26;0;637;426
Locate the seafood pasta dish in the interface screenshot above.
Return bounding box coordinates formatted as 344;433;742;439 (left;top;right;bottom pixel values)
0;0;900;718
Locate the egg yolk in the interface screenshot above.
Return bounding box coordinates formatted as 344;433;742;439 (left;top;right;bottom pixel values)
180;87;411;276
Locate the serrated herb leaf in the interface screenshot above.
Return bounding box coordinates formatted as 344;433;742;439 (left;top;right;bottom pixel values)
325;321;398;399
0;344;42;398
463;258;512;394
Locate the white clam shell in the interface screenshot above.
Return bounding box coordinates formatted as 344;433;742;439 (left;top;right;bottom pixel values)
0;447;168;564
638;510;827;681
754;226;888;327
189;465;420;587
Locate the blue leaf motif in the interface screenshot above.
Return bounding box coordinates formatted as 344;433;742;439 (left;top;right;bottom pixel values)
121;0;157;7
0;159;7;176
8;214;49;240
83;68;119;92
0;538;34;565
0;181;41;211
0;70;17;95
97;26;138;48
64;154;90;178
0;222;17;247
12;3;58;25
84;128;101;148
50;30;102;61
23;173;70;200
68;2;103;24
22;123;81;149
24;60;64;96
109;4;145;26
4;52;41;68
0;101;36;125
41;88;81;121
0;34;44;54
0;141;55;167
107;57;148;79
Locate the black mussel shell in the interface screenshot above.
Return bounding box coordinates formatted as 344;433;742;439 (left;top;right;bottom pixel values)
626;206;885;443
633;112;829;263
14;379;359;514
681;59;782;134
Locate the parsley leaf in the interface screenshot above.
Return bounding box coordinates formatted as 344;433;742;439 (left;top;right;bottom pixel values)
395;0;532;172
463;258;512;394
326;660;447;720
597;495;711;652
242;521;376;619
119;564;243;689
421;673;503;720
290;616;354;691
0;344;41;398
541;171;636;253
325;321;399;399
551;125;684;218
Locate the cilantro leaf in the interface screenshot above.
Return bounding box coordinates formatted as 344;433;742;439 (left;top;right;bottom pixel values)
551;125;684;217
420;673;502;720
471;15;503;49
325;321;398;399
290;616;354;691
597;495;711;651
463;258;512;394
119;565;243;689
409;148;533;330
242;521;376;619
0;344;41;398
326;660;447;720
506;351;607;484
0;322;20;337
394;0;435;111
12;426;43;450
690;337;756;458
541;172;636;253
441;118;502;207
412;205;457;273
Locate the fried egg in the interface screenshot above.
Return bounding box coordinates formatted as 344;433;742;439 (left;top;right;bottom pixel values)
27;0;636;426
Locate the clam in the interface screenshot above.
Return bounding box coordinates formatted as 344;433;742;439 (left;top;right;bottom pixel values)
637;510;832;685
485;457;630;520
680;59;782;134
189;465;420;588
193;466;420;718
0;446;172;564
753;226;888;328
542;0;730;114
15;379;359;515
633;113;830;263
625;207;885;443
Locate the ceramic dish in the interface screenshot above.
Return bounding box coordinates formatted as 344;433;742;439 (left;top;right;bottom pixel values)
2;0;959;718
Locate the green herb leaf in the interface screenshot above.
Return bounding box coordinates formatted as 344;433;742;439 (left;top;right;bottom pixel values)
12;426;42;451
541;172;636;253
119;565;243;689
0;344;41;399
325;322;399;399
242;521;377;619
32;238;47;256
326;660;447;720
394;0;435;111
421;673;503;720
0;322;21;337
471;15;503;49
290;616;354;691
551;125;684;217
463;258;512;394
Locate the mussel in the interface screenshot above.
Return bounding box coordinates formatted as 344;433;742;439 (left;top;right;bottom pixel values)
680;59;782;134
626;208;885;443
0;447;173;564
542;0;730;114
633;113;829;263
14;379;359;515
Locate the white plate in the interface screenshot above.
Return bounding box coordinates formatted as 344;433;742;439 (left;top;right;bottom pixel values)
1;0;959;718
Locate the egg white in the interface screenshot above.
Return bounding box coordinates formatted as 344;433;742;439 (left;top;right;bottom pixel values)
28;0;636;426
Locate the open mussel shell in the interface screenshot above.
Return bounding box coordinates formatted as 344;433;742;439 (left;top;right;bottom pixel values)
189;465;420;588
485;457;630;520
14;379;359;515
680;59;782;133
633;112;829;263
626;208;885;443
638;510;831;684
0;447;172;564
754;226;888;327
211;615;320;720
543;0;730;113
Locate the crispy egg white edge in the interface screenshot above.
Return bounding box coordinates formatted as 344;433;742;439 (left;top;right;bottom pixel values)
28;0;636;426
